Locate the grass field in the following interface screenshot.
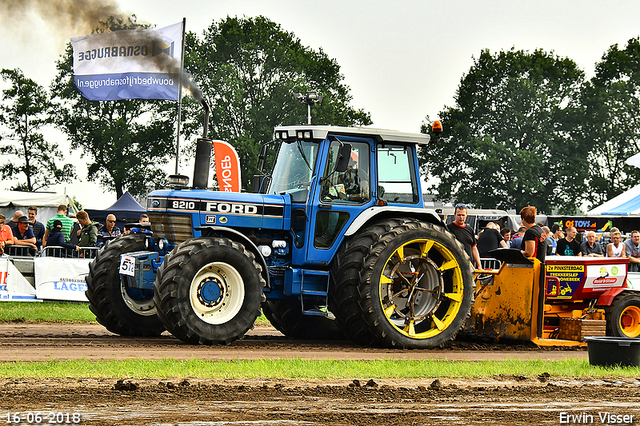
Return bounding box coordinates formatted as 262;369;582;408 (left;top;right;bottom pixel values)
0;302;638;379
0;358;638;379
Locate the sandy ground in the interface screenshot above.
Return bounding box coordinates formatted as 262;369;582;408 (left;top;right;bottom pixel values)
1;322;639;425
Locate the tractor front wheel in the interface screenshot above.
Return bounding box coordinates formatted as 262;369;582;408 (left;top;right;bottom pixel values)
606;293;640;338
153;237;265;345
85;234;165;336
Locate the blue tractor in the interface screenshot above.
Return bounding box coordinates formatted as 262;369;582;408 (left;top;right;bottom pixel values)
86;111;474;348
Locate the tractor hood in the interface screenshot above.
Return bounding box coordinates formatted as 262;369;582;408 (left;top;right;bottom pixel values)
147;189;288;231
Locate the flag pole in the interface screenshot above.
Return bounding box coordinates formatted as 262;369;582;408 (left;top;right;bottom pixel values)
174;17;186;175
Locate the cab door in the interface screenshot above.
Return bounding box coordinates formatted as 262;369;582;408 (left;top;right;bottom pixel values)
304;138;374;264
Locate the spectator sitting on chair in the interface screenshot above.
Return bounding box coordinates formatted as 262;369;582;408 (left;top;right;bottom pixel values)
0;214;15;255
510;226;526;250
607;230;626;258
8;210;24;237
28;206;45;250
556;226;581;256
580;231;604;257
47;220;79;255
625;230;640;272
98;214;121;246
12;216;37;255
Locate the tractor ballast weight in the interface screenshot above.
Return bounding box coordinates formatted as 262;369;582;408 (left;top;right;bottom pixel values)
468;249;640;346
85;102;474;349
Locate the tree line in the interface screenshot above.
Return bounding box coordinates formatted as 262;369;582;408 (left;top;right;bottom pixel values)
1;15;639;214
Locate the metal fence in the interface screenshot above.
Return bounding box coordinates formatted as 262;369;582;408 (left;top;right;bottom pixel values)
480;257;502;270
4;246;100;259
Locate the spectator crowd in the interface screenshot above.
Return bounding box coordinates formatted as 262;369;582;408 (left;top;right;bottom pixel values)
0;204;150;258
448;204;640;272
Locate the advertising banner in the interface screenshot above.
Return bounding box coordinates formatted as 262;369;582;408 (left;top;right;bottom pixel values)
0;258;38;301
213;140;242;192
71;22;183;101
34;257;90;302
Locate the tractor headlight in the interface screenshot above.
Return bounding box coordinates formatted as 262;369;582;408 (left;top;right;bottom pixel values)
158;238;169;251
272;240;287;249
258;245;272;258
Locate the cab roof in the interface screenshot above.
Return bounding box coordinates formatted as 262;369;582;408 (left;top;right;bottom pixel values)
273;125;431;145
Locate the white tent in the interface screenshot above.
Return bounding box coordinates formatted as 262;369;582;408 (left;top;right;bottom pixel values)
586;183;640;216
0;190;78;224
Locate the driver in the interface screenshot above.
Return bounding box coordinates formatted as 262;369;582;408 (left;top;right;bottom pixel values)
324;158;369;202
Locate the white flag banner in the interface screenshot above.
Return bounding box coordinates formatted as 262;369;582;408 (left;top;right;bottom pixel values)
71;22;183;101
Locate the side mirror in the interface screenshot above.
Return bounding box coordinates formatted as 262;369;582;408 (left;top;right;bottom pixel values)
335;143;352;173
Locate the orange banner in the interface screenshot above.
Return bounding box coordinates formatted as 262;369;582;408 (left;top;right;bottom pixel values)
213;140;241;192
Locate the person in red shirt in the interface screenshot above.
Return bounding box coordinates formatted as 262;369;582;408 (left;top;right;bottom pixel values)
0;214;15;255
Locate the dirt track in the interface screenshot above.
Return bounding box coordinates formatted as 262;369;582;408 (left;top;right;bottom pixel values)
2;322;640;425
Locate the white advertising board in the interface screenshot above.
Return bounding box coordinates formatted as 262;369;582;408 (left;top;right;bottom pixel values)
34;257;91;302
0;257;38;301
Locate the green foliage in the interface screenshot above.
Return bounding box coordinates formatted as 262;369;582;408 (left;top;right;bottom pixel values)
183;16;371;189
420;48;588;214
0;68;76;191
581;37;640;207
50;17;176;198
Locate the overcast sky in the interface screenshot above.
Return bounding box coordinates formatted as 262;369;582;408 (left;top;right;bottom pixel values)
1;0;640;209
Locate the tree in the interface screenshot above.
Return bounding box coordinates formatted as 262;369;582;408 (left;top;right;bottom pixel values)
581;37;640;207
183;16;371;189
0;68;75;191
419;48;588;214
51;16;176;198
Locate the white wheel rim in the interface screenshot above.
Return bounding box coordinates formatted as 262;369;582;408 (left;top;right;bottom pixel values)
189;262;245;324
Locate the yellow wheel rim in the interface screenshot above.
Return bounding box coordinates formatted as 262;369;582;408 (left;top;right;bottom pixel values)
378;238;464;339
620;305;640;337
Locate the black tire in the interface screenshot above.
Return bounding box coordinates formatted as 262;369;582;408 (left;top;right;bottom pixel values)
262;300;345;340
153;237;265;345
85;234;165;337
331;218;474;348
605;293;640;337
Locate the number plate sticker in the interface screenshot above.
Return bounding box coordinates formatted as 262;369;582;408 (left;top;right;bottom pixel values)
119;256;135;276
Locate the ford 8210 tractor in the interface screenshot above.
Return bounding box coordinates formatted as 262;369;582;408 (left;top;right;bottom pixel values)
86;115;474;348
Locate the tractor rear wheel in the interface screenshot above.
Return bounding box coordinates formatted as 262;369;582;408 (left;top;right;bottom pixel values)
262;300;344;340
606;293;640;338
332;218;474;348
153;237;264;345
85;234;165;336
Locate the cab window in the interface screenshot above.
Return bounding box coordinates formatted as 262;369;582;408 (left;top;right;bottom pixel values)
377;145;418;203
320;141;370;204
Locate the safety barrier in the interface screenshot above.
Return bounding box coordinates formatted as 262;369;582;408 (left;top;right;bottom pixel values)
0;246;101;302
42;246;99;259
480;257;502;270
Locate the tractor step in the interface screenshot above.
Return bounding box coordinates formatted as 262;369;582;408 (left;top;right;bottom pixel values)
284;268;330;317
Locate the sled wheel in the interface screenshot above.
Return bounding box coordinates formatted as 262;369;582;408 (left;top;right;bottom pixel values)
607;293;640;338
333;218;474;348
85;234;165;336
262;300;345;340
153;237;264;345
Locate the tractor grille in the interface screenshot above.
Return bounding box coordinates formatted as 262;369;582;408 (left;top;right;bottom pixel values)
149;213;193;245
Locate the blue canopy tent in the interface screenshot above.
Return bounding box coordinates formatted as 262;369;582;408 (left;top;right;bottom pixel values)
587;183;640;216
85;192;147;232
